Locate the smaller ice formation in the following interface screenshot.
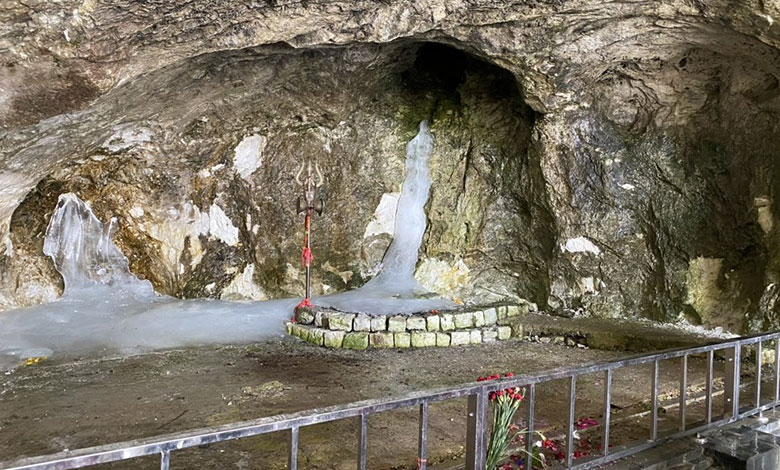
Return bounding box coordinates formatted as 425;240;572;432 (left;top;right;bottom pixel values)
43;194;155;297
0;194;297;369
314;121;454;314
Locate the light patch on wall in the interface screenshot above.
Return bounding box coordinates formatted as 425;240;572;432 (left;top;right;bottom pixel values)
220;263;267;301
233;135;267;181
129;206;144;218
579;276;596;294
363;193;399;238
755;196;774;234
685;257;724;325
415;258;470;299
141;202;209;273
208;204;239;246
562;236;601;256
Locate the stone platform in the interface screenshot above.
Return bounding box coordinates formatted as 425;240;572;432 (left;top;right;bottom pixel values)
285;302;536;349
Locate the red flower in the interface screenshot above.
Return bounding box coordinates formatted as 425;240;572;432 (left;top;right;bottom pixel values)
504;372;514;378
575;417;598;429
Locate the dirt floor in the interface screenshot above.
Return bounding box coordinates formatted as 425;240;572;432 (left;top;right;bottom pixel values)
0;323;754;470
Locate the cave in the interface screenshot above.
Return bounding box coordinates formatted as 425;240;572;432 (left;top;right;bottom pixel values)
2;2;780;469
4;39;548;311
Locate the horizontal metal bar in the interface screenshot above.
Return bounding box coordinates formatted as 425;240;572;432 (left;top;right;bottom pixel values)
3;330;780;470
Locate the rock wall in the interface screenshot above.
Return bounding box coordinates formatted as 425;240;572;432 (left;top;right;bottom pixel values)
1;0;779;332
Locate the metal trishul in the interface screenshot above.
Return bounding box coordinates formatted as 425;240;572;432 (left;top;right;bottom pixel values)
293;160;325;318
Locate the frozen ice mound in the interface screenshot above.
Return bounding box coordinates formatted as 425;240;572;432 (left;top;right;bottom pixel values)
315;121;454;314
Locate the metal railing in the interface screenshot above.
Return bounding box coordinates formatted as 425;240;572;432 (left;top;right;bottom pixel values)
2;330;779;470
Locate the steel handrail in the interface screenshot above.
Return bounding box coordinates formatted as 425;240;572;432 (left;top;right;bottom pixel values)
2;330;778;470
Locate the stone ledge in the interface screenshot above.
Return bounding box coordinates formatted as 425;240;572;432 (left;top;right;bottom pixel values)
286;302;533;349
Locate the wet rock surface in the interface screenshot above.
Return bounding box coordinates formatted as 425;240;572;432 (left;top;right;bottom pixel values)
0;1;779;332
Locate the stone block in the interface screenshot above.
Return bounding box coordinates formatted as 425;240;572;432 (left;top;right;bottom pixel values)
353;314;371;332
406;316;427;330
484;308;497;326
426;315;440;331
454;311;474;329
370;316;387;332
511;324;524;338
411;331;436;347
323;330;345;348
343;332;369;350
315;311;325;327
498;326;512;340
327;313;355;331
470;330;482;344
290;324;306;339
307;328;325;346
395;332;411;348
285;322;293;335
473;310;485;327
388;316;407;332
451;331;471;346
497;305;508;320
506;305;521;317
295;307;315;325
440;313;455;331
436;332;451;347
482;329;498;342
370;332;394;348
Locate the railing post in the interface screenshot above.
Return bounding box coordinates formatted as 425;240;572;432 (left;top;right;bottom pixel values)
289;427;299;470
775;338;780;404
705;350;714;424
566;376;577;469
417;402;428;470
724;345;741;419
465;388;489;470
757;341;763;409
651;360;659;441
526;384;535;470
603;369;612;457
160;450;170;470
680;354;688;432
357;412;368;470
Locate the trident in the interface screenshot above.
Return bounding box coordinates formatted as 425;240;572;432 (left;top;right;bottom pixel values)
293;160;325;317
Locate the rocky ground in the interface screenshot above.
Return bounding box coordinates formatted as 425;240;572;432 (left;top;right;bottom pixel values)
0;321;746;470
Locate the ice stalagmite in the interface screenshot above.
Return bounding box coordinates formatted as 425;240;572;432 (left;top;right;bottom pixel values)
43;193;155;297
315;121;454;313
363;120;434;294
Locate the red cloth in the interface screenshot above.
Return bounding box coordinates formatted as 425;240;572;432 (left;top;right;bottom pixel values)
301;247;314;267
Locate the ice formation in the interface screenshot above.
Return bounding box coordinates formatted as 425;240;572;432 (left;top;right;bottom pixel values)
315;121;454;314
0;194;297;369
0;121;450;368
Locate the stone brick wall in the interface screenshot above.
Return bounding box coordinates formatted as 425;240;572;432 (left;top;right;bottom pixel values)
285;303;536;349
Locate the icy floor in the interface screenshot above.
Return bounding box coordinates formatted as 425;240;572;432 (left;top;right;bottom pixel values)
0;121;452;369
